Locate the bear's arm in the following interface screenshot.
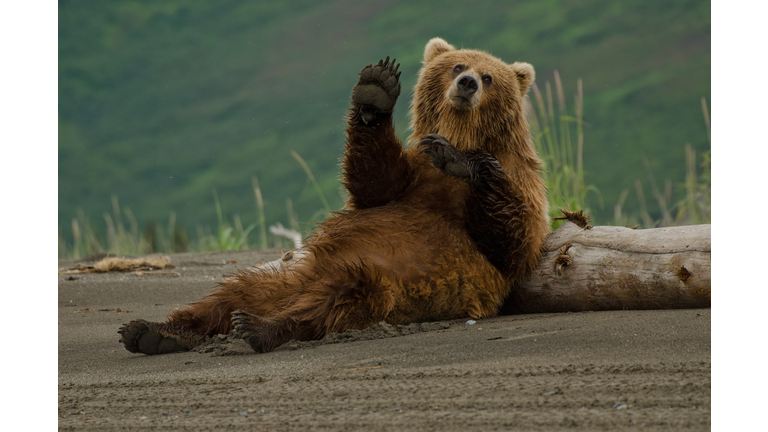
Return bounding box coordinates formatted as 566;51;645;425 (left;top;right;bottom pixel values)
342;57;415;209
341;113;415;209
463;151;540;282
417;135;544;281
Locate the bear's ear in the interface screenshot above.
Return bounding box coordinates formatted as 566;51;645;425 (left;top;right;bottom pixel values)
510;62;535;94
424;38;455;63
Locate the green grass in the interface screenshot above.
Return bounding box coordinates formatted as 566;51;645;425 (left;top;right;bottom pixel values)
58;151;327;259
612;97;711;228
527;74;711;230
526;72;602;229
60;193;264;259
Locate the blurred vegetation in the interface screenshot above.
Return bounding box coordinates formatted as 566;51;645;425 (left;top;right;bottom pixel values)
58;0;710;257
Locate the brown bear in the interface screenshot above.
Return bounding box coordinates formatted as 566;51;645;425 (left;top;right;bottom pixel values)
118;37;550;355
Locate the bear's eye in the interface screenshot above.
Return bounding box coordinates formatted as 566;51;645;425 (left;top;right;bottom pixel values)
453;64;464;73
482;74;493;85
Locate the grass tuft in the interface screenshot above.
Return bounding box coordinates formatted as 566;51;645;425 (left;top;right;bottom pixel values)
291;150;332;214
526;72;602;230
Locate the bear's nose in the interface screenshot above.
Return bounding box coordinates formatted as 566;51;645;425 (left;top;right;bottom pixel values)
457;75;478;97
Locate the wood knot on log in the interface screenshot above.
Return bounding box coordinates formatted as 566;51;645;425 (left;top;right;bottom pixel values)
554;208;592;229
675;265;691;282
552;242;573;275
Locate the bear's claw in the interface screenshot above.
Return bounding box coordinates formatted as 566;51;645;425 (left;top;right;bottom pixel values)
352;56;401;121
418;134;473;179
231;310;273;353
231;310;255;340
118;319;196;355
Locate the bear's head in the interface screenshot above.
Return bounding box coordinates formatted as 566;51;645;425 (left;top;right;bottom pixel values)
409;38;536;154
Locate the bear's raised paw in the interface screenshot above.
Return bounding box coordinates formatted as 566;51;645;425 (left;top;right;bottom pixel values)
352;56;401;122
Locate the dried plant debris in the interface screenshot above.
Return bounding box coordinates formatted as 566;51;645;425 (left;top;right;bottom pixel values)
553;208;592;229
59;255;174;274
552;242;573;275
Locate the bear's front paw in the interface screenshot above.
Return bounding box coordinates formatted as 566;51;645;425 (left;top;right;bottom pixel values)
352;56;401;123
418;134;473;179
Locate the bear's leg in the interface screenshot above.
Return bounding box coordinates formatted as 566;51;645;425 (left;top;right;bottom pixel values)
118;270;295;355
342;57;415;209
462;151;542;282
118;291;244;354
231;277;396;353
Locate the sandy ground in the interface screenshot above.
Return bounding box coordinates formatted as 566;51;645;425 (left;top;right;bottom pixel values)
58;249;710;431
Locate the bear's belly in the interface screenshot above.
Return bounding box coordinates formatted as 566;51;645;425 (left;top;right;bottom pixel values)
314;202;472;272
306;203;508;320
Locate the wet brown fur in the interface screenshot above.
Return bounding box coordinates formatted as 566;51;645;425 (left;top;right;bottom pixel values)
126;38;549;353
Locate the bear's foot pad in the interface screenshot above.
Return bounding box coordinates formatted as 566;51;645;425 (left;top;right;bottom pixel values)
352;56;401;118
118;319;199;355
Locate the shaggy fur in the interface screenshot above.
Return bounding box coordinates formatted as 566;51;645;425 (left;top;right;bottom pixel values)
118;38;549;355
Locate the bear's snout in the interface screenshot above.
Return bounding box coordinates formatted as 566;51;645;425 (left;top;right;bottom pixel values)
449;73;482;108
457;75;478;98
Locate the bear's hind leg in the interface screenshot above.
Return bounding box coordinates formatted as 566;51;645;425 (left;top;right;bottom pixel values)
118;280;262;355
231;276;397;353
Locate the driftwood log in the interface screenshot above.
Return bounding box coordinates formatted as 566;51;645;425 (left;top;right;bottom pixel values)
502;220;711;314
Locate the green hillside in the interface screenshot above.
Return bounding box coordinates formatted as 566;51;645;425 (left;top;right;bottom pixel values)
59;0;710;248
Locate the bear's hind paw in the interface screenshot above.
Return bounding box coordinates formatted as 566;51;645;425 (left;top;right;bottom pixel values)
231;310;292;354
230;310;256;340
118;319;197;355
